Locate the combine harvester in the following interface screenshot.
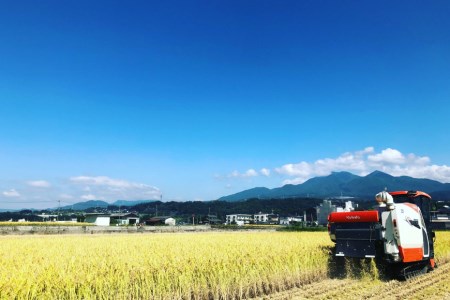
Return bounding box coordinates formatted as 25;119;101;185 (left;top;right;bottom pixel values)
328;190;436;280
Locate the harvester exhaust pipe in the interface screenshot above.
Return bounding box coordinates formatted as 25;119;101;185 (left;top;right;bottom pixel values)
375;191;395;210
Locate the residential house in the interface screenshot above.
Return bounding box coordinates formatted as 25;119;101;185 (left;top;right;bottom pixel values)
226;214;252;225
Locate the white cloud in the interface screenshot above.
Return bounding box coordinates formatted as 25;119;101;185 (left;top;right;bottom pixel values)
275;161;312;177
228;170;240;178
358;147;375;155
81;194;99;200
219;146;449;185
27;180;51;188
3;189;20;197
383;164;450;182
260;168;271;177
228;169;259;178
275;148;375;183
0;176;162;209
368;148;405;164
282;178;308;185
227;168;271;178
244;169;258;177
71;176;139;188
274;147;450;184
70;175;161;201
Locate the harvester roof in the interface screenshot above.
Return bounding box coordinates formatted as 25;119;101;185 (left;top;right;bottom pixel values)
389;190;431;199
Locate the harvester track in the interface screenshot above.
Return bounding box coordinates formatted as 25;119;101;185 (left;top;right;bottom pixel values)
254;262;450;300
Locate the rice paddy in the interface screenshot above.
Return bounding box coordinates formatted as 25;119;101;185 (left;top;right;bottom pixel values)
0;231;449;299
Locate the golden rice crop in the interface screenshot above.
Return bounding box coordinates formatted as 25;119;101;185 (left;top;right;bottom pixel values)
0;231;449;299
435;231;450;264
0;232;332;299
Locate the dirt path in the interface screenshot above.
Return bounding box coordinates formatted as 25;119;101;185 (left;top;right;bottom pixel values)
254;262;450;300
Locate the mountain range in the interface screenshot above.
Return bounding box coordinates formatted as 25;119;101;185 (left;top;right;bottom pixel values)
219;171;450;201
4;171;449;212
59;199;156;210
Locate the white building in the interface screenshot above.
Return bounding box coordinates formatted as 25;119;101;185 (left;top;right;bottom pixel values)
84;213;111;226
279;216;303;225
164;217;176;226
254;212;269;223
36;214;58;222
110;213;140;225
316;200;336;225
226;214;252;225
316;200;355;225
254;212;279;224
336;201;355;212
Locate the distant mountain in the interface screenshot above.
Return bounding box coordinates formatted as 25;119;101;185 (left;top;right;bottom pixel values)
0;208;18;212
60;200;109;210
270;171;360;198
343;171;450;197
217;187;271;202
111;200;156;207
59;199;156;210
219;171;450;201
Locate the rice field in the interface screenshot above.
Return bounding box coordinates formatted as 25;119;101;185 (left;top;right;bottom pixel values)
0;231;449;299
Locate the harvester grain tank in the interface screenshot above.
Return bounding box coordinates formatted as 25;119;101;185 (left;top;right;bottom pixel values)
328;190;436;279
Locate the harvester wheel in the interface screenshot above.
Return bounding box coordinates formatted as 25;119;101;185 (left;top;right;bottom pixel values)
393;260;430;281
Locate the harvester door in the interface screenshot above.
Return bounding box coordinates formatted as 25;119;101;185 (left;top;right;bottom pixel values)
394;204;426;263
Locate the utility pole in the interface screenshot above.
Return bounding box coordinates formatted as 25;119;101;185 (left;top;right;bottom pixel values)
58;200;61;221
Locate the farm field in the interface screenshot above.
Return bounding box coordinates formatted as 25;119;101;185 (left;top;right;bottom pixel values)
0;231;449;299
257;260;450;300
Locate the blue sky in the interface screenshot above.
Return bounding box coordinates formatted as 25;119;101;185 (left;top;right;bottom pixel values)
1;1;450;209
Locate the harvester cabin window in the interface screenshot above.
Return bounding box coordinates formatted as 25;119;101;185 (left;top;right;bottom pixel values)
394;195;432;225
